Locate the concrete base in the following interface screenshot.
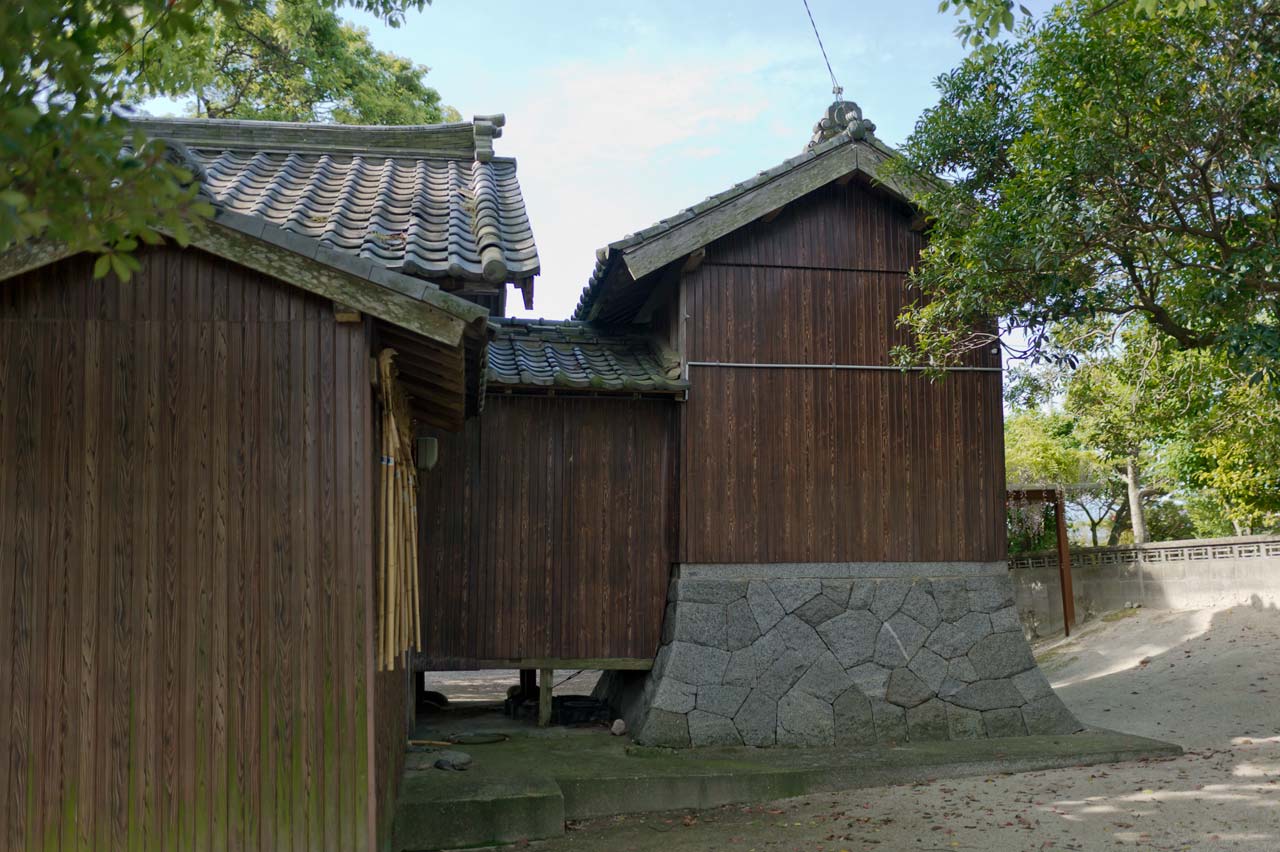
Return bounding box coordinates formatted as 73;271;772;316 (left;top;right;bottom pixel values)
392;717;1180;850
596;563;1082;747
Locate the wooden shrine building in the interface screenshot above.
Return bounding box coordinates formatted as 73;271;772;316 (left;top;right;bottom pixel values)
0;115;538;850
417;101;1080;748
0;100;1084;852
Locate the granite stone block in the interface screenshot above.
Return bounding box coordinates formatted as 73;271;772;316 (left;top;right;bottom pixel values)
818;609;882;668
688;709;743;746
748;580;785;633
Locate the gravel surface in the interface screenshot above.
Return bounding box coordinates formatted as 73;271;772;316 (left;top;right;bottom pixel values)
529;605;1280;851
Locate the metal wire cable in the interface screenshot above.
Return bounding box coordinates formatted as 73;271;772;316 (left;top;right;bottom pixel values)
802;0;843;98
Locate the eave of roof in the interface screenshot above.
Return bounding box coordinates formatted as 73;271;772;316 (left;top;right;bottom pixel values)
0;206;489;348
574;132;930;323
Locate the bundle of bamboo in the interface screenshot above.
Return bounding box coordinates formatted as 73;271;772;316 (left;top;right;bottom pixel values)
377;349;422;671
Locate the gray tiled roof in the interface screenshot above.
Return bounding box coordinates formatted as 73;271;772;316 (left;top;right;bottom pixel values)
132;116;539;286
486;319;686;393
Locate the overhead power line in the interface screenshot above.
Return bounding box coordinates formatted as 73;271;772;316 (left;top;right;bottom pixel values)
801;0;843;99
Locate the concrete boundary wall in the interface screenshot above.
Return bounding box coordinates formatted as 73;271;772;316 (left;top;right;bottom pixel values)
1010;535;1280;636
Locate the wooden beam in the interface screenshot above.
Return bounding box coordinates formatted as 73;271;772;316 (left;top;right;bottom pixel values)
396;373;465;404
411;657;655;671
407;401;464;433
634;261;683;323
538;668;553;728
333;302;362;323
378;335;465;375
681;248;706;274
761;204;787;223
1054;489;1076;637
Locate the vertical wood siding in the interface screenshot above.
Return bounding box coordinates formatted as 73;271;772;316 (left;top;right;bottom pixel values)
0;246;399;851
417;396;674;667
373;669;409;847
679;180;1006;563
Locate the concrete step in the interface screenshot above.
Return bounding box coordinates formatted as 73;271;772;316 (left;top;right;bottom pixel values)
392;728;1181;851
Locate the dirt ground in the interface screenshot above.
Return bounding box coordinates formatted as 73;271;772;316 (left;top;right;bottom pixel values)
525;605;1280;851
423;669;602;703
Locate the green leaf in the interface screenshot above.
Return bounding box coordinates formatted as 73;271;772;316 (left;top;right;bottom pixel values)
92;254;112;279
108;252;132;281
0;189;28;210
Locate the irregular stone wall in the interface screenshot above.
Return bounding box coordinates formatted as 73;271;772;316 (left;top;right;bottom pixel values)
596;564;1082;748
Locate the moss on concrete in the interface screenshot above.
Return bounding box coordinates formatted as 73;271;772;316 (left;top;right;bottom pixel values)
1102;607;1142;622
392;714;1180;851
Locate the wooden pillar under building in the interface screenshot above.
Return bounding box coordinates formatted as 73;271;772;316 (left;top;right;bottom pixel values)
1054;489;1076;636
519;668;537;700
539;668;553;727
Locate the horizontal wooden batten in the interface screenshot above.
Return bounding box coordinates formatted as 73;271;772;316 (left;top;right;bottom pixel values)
416;658;654;672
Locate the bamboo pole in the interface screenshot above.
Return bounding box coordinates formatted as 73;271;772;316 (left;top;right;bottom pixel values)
378;359;392;670
387;356;401;669
408;468;421;649
374;347;425;672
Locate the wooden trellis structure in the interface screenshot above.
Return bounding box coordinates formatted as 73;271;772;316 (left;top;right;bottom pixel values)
1008;488;1076;636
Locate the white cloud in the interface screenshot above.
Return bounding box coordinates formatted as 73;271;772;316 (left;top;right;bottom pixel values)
500;42;813;319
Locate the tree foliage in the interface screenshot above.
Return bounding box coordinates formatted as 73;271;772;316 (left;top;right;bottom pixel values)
122;0;455;124
894;0;1280;377
1006;320;1280;544
1004;408;1126;546
939;0;1220;50
1;0;439;271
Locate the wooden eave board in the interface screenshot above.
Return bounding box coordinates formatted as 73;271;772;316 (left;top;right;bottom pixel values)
0;215;488;350
619;140;912;282
377;321;472;432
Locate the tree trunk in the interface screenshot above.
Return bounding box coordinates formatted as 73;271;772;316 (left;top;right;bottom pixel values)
1125;457;1149;545
1108;501;1130;547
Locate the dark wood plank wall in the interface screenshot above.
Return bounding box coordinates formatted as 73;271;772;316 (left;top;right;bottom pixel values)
373;668;409;849
678;180;1006;564
0;245;402;851
417;395;674;667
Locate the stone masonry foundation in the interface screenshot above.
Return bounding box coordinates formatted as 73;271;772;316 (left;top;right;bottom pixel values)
595;563;1082;748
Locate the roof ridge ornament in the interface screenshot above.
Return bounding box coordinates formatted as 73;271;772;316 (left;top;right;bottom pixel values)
473;114;505;163
807;100;875;150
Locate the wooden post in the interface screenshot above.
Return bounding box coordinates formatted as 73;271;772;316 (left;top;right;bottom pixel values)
1054;489;1076;636
538;668;553;728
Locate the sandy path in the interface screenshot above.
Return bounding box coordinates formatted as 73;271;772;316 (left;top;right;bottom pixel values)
531;605;1280;851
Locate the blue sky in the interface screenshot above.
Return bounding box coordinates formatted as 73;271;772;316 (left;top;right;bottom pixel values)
337;0;983;319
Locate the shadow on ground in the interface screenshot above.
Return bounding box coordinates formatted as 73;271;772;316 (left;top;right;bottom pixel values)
520;605;1280;852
